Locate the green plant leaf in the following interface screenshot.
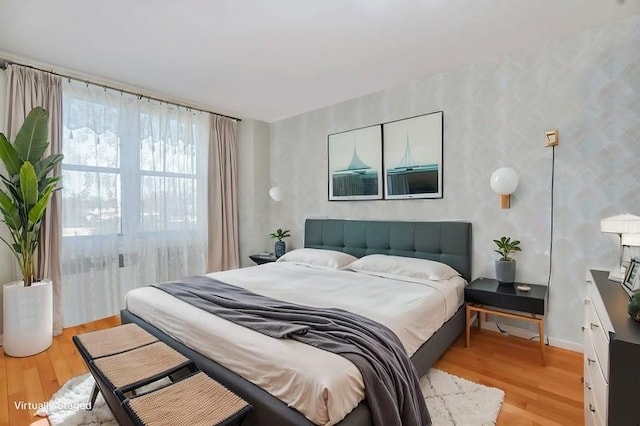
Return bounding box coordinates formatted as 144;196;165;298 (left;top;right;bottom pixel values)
39;175;61;193
28;186;54;224
0;191;21;232
19;162;39;206
35;153;64;179
0;190;14;213
3;210;21;232
14;107;49;163
0;175;20;200
0;133;23;176
493;235;522;260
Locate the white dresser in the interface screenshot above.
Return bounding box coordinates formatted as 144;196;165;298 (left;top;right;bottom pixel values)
584;270;640;425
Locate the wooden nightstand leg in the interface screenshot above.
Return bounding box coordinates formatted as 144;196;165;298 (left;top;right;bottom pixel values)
478;310;482;330
538;319;546;366
465;305;471;347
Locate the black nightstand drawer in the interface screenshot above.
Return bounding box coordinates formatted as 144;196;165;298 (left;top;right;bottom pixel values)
465;278;546;315
249;254;277;265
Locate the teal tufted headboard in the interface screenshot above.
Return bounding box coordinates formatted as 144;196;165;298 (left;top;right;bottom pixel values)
304;218;472;282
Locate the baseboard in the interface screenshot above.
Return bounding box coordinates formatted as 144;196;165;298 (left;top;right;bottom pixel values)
479;320;583;353
548;336;583;353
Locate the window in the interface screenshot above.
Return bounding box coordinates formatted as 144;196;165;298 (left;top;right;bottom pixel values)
62;98;121;236
61;86;208;239
60;80;209;327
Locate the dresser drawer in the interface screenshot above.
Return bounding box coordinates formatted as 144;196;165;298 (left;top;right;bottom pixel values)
584;338;608;426
584;297;610;380
584;366;601;426
586;275;614;333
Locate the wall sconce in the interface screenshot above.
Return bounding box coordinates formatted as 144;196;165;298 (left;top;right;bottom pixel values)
269;186;283;202
601;214;640;281
490;167;519;209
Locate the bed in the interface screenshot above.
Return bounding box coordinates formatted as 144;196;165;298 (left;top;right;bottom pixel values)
120;218;472;426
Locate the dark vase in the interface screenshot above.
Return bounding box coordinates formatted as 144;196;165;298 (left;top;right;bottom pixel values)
495;260;516;285
629;292;640;322
274;240;286;258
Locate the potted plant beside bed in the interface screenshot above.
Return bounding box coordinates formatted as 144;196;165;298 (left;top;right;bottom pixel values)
0;107;64;357
493;236;522;285
269;228;291;258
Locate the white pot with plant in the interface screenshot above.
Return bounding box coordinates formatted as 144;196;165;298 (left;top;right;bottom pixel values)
269;228;291;258
493;236;522;285
0;107;64;357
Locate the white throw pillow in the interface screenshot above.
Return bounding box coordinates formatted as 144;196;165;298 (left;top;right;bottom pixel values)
276;248;358;270
348;254;460;281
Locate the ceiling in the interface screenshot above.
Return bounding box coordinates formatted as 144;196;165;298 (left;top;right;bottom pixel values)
1;1;639;122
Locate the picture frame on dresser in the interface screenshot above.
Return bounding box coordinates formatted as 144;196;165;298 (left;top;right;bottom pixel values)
622;257;640;296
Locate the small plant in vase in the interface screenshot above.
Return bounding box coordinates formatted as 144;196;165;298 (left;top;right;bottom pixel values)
493;236;522;285
270;228;291;258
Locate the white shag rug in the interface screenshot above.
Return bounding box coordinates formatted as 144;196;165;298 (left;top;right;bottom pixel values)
43;369;503;425
421;369;504;426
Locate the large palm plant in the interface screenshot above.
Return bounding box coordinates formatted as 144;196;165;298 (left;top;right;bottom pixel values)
0;107;63;286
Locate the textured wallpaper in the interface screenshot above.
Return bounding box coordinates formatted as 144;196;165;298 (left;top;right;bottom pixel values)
268;15;640;345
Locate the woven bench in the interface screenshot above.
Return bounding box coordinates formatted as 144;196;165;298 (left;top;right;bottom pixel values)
74;324;251;426
73;322;164;415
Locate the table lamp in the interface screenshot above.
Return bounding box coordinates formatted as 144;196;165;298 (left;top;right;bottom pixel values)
600;214;640;282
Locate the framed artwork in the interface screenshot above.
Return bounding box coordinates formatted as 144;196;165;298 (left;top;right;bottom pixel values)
623;257;640;295
383;111;443;199
328;124;383;201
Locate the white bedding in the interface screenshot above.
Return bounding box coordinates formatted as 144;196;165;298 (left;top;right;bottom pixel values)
125;262;465;425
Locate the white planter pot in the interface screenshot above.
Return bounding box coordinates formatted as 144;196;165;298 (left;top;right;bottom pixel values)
3;279;53;357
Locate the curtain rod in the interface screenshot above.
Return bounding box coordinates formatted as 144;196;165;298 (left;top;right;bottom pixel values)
0;59;242;122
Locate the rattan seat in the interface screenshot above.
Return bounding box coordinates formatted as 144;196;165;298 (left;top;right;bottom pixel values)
74;323;158;359
93;341;192;389
123;372;251;426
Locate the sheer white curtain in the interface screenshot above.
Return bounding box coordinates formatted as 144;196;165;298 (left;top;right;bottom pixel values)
61;80;209;326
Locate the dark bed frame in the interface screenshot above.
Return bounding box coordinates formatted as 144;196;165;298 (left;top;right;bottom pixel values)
121;218;472;426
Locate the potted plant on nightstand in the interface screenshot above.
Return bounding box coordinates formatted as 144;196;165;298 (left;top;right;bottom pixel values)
269;228;291;258
0;107;64;357
493;236;522;285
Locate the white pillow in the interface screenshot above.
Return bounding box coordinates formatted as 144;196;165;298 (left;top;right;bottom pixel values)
348;254;460;281
276;248;358;270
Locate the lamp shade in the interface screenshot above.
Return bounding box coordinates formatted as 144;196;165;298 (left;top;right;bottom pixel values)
622;233;640;247
490;167;519;195
269;186;283;202
600;214;640;234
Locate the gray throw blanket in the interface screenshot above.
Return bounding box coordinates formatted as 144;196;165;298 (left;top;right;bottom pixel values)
153;276;431;426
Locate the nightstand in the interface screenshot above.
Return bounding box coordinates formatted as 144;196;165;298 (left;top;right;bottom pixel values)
249;253;277;265
465;278;548;365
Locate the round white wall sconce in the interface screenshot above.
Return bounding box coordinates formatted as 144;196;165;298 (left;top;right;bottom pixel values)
269;186;283;202
490;167;519;209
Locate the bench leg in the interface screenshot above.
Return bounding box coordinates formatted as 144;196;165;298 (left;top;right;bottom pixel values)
88;383;100;411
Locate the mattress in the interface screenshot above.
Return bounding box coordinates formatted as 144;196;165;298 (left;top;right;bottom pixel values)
125;262;465;425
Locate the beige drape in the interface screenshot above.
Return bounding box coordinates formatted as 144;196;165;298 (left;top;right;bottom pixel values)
207;115;239;271
6;65;63;335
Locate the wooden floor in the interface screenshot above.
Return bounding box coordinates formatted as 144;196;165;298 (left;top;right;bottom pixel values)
0;316;583;426
435;330;584;425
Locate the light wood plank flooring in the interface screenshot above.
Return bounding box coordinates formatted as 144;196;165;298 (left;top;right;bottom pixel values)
435;329;584;425
1;316;583;425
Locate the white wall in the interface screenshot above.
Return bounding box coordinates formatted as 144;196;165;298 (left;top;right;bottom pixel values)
237;119;271;267
268;15;640;345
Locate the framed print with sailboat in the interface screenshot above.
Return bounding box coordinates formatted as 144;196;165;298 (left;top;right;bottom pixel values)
383;111;443;199
328;124;383;201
